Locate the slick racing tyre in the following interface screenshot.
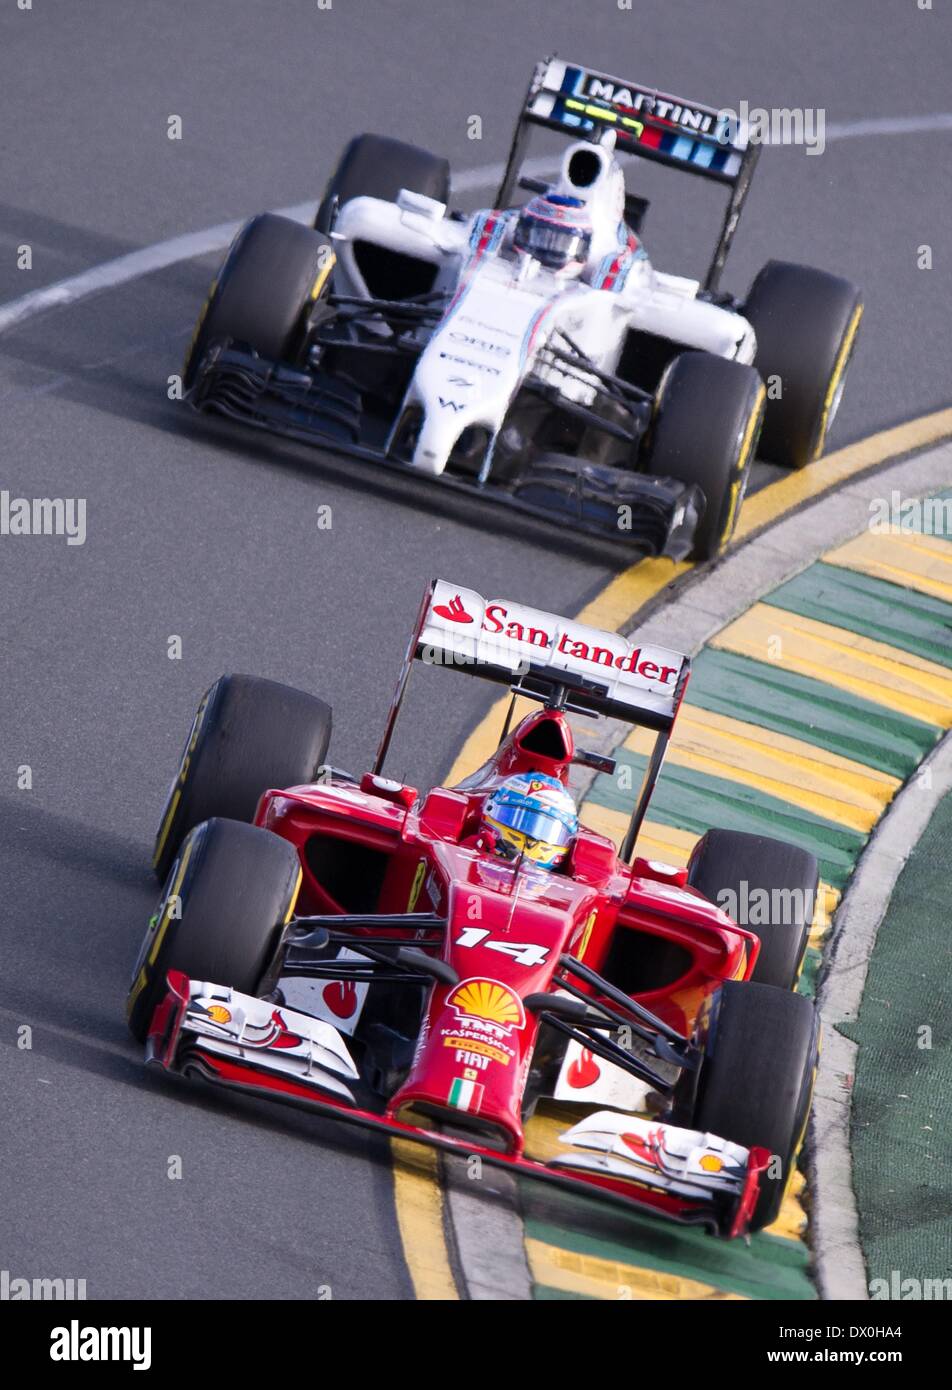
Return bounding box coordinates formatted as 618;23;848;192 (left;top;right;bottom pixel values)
152;674;332;882
314;132;450;234
644;352;765;562
687;829;818;990
744;260;863;469
688;982;819;1231
183;213;335;388
128;818;301;1042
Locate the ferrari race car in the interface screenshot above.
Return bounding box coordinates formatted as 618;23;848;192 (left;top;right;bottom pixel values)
182;57;862;561
128;580;822;1238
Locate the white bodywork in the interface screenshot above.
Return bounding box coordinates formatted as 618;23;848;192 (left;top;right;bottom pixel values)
329;137;756;476
552;1110;752;1204
179;980;360;1101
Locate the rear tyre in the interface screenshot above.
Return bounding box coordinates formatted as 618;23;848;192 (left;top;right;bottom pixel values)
152;674;332;882
744;260;863;469
183;213;335;388
690;981;819;1231
315;133;450;233
687;829;818;989
644;352;765;561
128;817;301;1043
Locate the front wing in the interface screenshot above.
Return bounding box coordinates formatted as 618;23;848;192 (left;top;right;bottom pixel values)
188;346;701;560
147;972;767;1238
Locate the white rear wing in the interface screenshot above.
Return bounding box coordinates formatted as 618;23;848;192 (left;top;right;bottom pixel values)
417;580;688;728
374;580;690;862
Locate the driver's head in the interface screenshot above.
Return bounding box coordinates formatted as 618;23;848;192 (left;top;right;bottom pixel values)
513;194;592;275
482;772;578;870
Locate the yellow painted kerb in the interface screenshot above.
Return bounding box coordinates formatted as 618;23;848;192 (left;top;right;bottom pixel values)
394;406;952;1299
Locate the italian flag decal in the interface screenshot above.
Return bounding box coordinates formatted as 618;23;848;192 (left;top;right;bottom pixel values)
448;1077;484;1112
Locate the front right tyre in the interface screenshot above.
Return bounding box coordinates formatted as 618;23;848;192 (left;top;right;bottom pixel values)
183;213;336;389
128;817;302;1043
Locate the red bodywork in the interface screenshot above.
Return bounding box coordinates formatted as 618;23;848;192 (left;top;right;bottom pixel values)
249;705;758;1157
142;580;774;1235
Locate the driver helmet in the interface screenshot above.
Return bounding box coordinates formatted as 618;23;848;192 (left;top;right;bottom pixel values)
482;772;579;869
512;193;593;274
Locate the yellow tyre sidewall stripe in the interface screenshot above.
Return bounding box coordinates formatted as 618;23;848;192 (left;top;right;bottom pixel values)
718;383;766;554
813;302;864;461
152;688;211;870
309;251;336;302
127;836;195;1016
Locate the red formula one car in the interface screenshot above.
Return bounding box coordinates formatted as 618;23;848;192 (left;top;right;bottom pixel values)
128;581;821;1237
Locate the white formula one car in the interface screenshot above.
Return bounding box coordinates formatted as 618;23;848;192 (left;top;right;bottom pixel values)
183;57;863;559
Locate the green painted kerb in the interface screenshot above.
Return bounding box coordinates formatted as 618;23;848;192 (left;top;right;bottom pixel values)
687;648;938;780
590;747;864;890
840;784;952;1292
520;1192;815;1301
766;561;952;668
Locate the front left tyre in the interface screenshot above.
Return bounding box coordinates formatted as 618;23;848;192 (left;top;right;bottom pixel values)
643;351;766;561
128;817;302;1042
687;981;819;1231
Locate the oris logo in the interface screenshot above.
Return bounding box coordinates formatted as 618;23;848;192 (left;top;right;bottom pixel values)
448;331;510;357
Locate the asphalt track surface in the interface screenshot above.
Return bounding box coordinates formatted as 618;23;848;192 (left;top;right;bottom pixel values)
0;0;949;1300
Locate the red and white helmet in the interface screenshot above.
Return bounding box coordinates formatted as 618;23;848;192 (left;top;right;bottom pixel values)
513;194;593;274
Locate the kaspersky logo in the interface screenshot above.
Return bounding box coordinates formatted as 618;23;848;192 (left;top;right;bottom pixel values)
433;593;474;624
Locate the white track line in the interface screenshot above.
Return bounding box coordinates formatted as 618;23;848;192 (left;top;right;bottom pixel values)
825;112;952;140
0;156;552;335
1;115;950;337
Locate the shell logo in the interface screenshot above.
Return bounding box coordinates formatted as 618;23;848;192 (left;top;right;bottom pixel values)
447;978;525;1033
205;1004;232;1025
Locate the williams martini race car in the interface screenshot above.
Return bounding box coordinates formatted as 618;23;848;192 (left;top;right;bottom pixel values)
182;57;862;561
128;580;821;1237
